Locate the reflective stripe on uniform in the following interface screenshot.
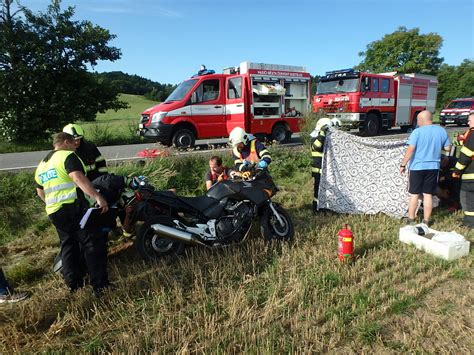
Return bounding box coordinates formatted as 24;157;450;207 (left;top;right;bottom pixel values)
313;140;322;148
465;211;474;216
259;148;270;157
460;146;473;157
43;182;76;195
98;167;108;173
455;162;466;170
312;167;321;173
312;151;323;158
461;173;474;180
45;191;77;205
95;156;105;162
85;163;96;172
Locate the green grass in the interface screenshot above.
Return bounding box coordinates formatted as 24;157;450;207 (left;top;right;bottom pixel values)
0;94;159;153
0;147;472;352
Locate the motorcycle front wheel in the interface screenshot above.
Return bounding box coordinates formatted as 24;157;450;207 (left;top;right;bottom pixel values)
136;217;185;261
260;203;294;242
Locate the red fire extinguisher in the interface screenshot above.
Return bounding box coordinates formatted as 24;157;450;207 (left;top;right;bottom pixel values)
338;224;354;262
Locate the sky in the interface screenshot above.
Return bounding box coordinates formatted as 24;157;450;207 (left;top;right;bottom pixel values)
17;0;474;85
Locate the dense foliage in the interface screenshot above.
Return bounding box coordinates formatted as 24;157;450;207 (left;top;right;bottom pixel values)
0;0;126;142
357;27;443;75
436;59;474;109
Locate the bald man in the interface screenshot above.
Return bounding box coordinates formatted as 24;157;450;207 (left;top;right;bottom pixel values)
400;110;451;225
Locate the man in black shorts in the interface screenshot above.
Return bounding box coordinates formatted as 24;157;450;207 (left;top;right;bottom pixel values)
400;111;451;225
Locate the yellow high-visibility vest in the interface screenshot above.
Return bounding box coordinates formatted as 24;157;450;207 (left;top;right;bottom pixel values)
35;150;85;215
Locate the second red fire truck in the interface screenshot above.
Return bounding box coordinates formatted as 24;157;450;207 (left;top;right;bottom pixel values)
138;62;311;147
312;69;438;136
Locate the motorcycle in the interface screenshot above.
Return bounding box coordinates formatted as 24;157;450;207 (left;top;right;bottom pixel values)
134;166;294;261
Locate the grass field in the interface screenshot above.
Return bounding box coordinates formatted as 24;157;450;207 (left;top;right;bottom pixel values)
0;94;159;153
80;94;159;145
0;147;472;352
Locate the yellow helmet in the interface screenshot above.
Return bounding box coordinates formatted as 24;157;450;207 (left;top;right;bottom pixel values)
229;127;249;147
63;123;84;139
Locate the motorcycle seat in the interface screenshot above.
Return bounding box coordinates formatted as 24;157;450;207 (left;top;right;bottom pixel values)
178;195;217;212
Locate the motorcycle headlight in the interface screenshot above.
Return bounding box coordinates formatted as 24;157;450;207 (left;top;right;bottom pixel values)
440;112;445;116
460;112;469;116
151;111;167;123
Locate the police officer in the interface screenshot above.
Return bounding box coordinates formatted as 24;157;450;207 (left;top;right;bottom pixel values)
310;117;340;212
453;112;474;228
63;123;108;181
229;127;271;171
35;132;110;294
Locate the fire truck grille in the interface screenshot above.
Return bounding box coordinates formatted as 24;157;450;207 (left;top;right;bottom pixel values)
323;105;337;113
140;114;150;124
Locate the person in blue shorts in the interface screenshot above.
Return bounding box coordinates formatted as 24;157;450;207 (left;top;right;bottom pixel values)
400;110;451;225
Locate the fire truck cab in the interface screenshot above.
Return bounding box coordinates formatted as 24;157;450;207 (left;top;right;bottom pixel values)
138;62;311;147
313;69;437;136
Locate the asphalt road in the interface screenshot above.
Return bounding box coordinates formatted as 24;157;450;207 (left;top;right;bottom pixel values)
0;126;463;172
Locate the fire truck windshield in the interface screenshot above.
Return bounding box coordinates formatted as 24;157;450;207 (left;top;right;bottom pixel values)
317;78;359;94
165;79;198;102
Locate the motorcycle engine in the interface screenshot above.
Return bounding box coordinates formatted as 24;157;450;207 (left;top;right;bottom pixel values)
215;201;252;242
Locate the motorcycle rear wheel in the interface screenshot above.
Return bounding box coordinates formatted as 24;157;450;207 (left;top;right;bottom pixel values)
260;204;294;242
136;217;185;261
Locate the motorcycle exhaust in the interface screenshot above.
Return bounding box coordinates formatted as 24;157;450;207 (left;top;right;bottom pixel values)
151;223;205;246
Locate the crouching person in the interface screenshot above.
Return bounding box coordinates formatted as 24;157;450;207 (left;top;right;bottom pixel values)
35;132;110;295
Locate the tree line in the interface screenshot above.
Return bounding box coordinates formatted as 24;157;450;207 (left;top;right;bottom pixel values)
1;1;472;143
93;71;175;102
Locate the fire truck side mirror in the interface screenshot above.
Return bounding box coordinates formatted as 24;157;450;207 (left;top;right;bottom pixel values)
362;77;370;92
191;91;197;104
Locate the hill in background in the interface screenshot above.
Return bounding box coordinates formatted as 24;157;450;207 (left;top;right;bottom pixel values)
93;71;176;102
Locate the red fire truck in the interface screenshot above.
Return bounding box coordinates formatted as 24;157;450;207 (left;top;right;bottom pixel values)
138;62;311;147
312;69;438;136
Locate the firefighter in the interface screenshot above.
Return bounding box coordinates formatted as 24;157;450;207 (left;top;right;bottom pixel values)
35;132;110;294
63;123;108;181
310;117;339;212
452;112;474;228
228;127;271;172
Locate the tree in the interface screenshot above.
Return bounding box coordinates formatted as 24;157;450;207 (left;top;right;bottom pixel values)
0;0;127;142
357;27;443;75
437;59;474;109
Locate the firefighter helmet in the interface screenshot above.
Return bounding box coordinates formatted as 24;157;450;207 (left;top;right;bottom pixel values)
331;118;342;128
229;127;249;147
63;123;84;139
315;117;333;131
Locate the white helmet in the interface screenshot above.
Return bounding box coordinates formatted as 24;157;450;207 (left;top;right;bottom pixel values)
315;117;333;131
331;118;342;128
229;127;249;147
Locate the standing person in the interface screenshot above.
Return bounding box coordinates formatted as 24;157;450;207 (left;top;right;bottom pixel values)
0;268;29;303
452;112;474;228
205;156;230;190
310;117;333;212
63;123;108;181
35;132;110;295
228;127;271;171
400;110;451;225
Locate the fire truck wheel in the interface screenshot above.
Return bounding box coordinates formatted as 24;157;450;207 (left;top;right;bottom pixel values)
362;113;380;136
271;125;289;143
172;128;195;149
